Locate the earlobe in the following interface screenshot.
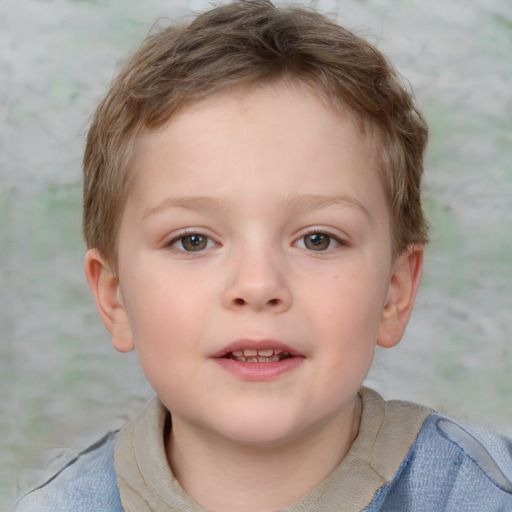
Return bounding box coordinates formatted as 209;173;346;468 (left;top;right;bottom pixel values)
84;249;135;353
377;245;424;349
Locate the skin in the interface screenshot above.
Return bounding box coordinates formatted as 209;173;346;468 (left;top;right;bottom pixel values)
85;82;423;512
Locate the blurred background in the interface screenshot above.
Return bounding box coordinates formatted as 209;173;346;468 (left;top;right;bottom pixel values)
1;0;511;509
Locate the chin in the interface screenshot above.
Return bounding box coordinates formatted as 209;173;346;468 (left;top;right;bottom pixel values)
208;410;311;449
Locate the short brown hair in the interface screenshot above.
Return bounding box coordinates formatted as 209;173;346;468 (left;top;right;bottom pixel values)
83;0;429;268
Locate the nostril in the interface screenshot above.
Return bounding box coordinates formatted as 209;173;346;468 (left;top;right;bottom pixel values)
233;298;245;306
268;298;279;305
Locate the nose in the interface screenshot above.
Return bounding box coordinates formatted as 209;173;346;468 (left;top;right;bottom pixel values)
221;246;292;313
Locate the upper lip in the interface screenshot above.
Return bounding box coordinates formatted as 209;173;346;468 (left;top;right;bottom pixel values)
211;339;301;358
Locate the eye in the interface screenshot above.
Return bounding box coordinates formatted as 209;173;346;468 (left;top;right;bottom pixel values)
295;231;342;251
170;233;215;252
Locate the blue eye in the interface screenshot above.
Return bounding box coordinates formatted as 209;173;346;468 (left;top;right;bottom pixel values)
171;233;213;251
296;232;341;251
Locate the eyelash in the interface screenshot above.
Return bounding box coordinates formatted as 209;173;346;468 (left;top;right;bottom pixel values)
166;230;217;252
294;229;346;252
165;229;347;253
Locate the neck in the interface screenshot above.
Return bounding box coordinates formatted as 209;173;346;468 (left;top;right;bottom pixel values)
167;396;361;512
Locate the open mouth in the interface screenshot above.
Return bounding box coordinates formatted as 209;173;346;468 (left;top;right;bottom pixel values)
213;343;303;379
224;349;294;363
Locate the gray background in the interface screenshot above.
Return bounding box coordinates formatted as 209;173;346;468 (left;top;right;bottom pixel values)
1;0;511;509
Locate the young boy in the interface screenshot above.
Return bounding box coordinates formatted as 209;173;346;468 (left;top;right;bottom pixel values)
17;1;512;511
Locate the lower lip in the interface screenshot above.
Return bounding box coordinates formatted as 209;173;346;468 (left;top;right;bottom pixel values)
213;357;304;380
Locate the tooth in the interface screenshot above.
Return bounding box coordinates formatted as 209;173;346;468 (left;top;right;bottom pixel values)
243;349;258;356
232;350;244;357
257;349;274;357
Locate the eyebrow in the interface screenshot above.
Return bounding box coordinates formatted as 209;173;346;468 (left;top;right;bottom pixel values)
141;195;229;221
282;193;373;222
141;193;372;222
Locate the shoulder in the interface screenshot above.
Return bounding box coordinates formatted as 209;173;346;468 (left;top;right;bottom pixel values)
367;412;512;512
414;413;512;495
16;431;123;512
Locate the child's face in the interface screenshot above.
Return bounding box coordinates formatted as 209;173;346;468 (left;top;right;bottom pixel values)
89;82;421;448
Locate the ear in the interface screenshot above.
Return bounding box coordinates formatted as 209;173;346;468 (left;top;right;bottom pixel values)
84;249;135;353
377;245;424;349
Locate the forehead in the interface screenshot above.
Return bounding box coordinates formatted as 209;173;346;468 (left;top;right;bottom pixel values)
127;82;385;215
134;82;372;162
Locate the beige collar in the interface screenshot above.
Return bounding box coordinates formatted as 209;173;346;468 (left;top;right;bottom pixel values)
114;387;431;512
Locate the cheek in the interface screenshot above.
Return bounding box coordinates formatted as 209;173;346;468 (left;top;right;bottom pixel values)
314;266;387;326
125;286;201;399
302;269;389;383
123;269;216;363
